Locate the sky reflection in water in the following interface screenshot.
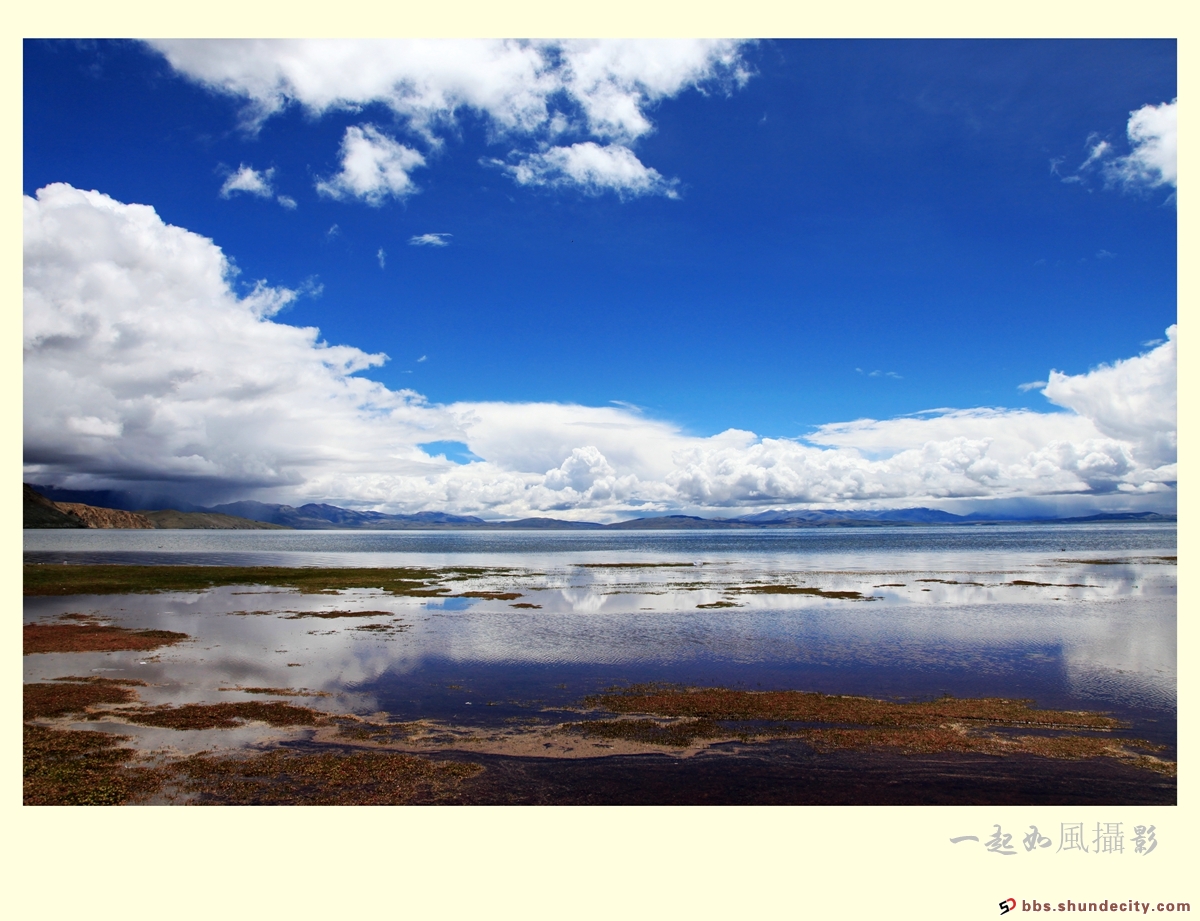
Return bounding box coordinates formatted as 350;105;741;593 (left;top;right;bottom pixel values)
24;525;1176;748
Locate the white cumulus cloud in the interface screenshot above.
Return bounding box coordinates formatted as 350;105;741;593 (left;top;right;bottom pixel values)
315;125;426;205
1043;326;1177;467
24;184;1178;517
23;183;453;505
1071;99;1177;201
145;39;750;198
220;164;275;198
505;142;678;198
1107;99;1177;191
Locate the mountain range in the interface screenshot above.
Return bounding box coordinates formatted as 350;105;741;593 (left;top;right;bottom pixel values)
25;484;1175;530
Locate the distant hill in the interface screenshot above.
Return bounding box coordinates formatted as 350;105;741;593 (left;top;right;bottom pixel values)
24;484;86;529
605;515;744;530
608;508;1174;528
25;483;207;513
24;485;153;529
608;509;987;529
23;484;288;530
54;502;155;529
741;507;972;524
1050;511;1176;524
140;509;291;530
207;501;488;529
490;517;604;530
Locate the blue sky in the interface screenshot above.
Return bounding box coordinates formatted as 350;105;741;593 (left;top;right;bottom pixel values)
23;40;1177;518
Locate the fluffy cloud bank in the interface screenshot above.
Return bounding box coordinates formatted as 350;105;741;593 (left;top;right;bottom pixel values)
146;39;750;200
24;185;1177;518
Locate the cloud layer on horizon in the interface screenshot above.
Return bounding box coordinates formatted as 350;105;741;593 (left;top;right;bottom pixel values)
147;39;751;202
23;184;1177;518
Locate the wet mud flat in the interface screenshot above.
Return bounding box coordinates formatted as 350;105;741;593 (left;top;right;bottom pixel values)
24;708;1175;806
22;556;1176;805
23;666;1175;805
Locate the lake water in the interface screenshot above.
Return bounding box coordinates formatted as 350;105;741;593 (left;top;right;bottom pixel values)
24;524;1177;751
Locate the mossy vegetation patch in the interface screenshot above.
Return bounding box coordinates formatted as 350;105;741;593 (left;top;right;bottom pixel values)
23;563;513;597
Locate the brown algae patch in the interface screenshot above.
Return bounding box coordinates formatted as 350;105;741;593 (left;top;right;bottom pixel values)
352;623;408;633
172;749;482;805
24;614;190;655
25;678;143;719
578;686;1168;770
562;718;725;748
510;602;542;609
590;687;1123;730
24;723;169;805
23;563;515;597
731;584;872;600
283;609;394;619
218;686;331;697
1061;557;1175;566
457;591;523;600
119;701;329;730
330;716;422;743
578;562;699;569
696;601;741;609
22;673;482;804
798;728;1173;774
24;721;481;805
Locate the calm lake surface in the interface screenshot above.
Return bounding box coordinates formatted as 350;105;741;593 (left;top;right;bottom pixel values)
24;524;1177;749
